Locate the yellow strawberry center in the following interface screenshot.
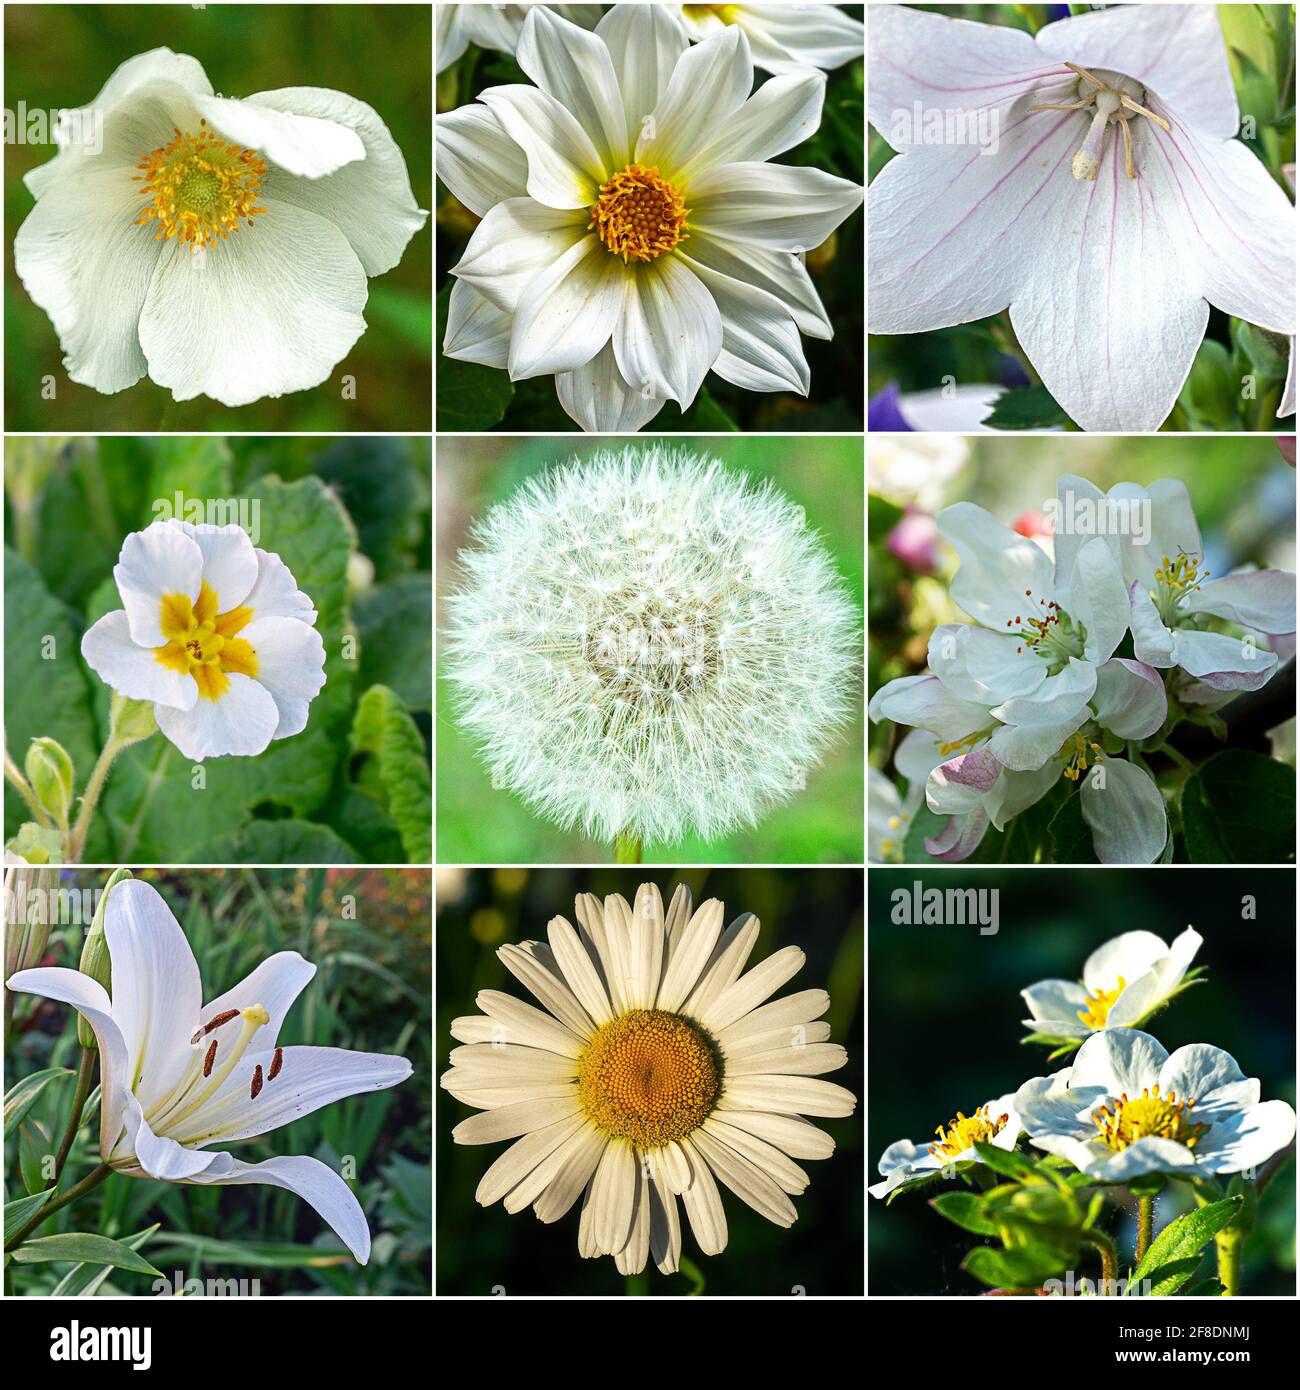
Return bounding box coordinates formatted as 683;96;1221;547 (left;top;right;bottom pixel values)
1076;976;1125;1029
1092;1086;1209;1151
928;1104;1010;1161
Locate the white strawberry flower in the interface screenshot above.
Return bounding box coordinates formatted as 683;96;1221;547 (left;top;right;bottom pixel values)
6;879;412;1263
436;4;604;73
672;4;864;76
437;3;863;431
869;1090;1022;1199
14;48;426;406
80;519;326;761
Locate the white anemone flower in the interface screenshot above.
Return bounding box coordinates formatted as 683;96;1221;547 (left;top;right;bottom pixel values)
869;1090;1021;1199
443;448;859;848
867;4;1296;431
14;48;427;406
673;4;864;76
6;879;412;1263
437;3;863;431
1021;927;1204;1043
437;4;604;73
1015;1028;1297;1183
442;882;856;1274
81;519;326;761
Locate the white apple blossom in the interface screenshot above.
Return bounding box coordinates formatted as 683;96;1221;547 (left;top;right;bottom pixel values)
1015;1028;1296;1183
80;519;326;762
673;4;864;76
437;4;604;73
6;879;412;1263
437;3;862;430
14;48;426;406
867;4;1296;430
869;1089;1022;1199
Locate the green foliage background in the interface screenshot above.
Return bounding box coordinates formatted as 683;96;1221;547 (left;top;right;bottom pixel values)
4;436;432;865
437;436;865;864
437;866;863;1295
6;867;431;1295
4;3;432;432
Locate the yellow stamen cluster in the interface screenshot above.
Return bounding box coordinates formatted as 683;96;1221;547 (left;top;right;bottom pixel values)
1060;730;1104;783
1076;975;1125;1028
135;121;267;253
1152;551;1210;599
929;1104;1009;1161
153;580;257;702
577;1008;718;1145
589;164;688;263
935;729;985;757
1092;1086;1208;1152
879;811;909;862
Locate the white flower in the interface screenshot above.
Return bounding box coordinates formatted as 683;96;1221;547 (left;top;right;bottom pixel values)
1015;1028;1296;1182
444;447;859;847
14;48;426;406
437;4;604;73
6;879;412;1263
867;4;1296;430
867;434;967;510
442;881;856;1273
867;728;941;864
437;3;863;431
1021;927;1203;1042
81;519;326;761
673;3;864;75
869;1090;1021;1199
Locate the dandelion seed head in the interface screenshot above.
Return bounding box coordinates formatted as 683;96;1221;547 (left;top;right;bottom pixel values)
444;447;860;845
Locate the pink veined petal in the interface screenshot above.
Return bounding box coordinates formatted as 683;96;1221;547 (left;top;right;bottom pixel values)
924;808;990;861
1091;657;1168;740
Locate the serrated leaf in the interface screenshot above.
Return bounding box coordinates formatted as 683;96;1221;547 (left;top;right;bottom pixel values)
350;685;432;863
5;1066;73;1138
971;1141;1037;1181
11;1231;163;1277
202;819;359;864
981;385;1071;431
931;1190;999;1236
1128;1194;1245;1295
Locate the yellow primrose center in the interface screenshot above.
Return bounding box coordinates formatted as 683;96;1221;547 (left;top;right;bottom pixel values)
1092;1086;1209;1152
577;1008;719;1145
589;164;689;263
929;1104;1010;1161
1077;975;1125;1028
135;121;267;252
154;580;257;701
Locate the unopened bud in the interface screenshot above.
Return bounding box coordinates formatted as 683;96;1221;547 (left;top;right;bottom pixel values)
109;692;158;747
25;737;75;827
77;868;133;1047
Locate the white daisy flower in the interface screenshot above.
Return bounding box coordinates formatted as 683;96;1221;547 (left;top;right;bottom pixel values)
80;519;326;761
5;879;412;1263
14;47;427;406
442;882;857;1274
869;1090;1022;1199
436;4;604;73
1022;927;1204;1043
673;3;865;76
437;3;863;431
1015;1028;1296;1183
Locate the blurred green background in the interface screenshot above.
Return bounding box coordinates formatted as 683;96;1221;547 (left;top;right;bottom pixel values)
436;436;865;864
6;866;432;1295
4;3;431;431
868;868;1296;1295
436;866;863;1295
5;435;432;865
436;6;863;432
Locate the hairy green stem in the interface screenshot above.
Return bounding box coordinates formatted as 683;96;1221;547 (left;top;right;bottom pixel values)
66;738;129;863
1136;1194;1154;1263
4;750;52;828
1215;1229;1244;1296
1083;1227;1119;1293
4;1162;113;1252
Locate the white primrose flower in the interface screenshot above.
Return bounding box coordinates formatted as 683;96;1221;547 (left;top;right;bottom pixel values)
867;4;1296;430
443;448;859;847
437;4;604;73
14;48;427;406
869;1090;1022;1199
1015;1028;1297;1183
6;880;412;1263
443;882;856;1273
1022;927;1203;1042
672;3;864;76
437;3;863;430
81;519;326;762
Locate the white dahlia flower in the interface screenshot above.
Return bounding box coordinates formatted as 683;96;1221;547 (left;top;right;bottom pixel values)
14;48;427;406
673;4;865;76
443;448;860;850
436;4;604;73
81;519;326;761
437;3;863;431
442;881;857;1274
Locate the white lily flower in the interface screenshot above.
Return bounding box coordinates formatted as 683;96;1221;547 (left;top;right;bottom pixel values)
673;4;864;76
1022;927;1203;1042
14;48;427;406
80;519;326;761
867;4;1296;430
6;880;412;1263
437;3;862;430
437;4;604;73
1015;1028;1296;1183
869;1090;1022;1199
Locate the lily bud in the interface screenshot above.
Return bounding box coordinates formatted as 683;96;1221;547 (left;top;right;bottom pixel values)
25;737;75;828
5;865;57;978
108;692;158;747
77;867;133;1048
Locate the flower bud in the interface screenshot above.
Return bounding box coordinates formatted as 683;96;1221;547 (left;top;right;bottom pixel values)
5;823;66;865
4;865;57;980
77;868;133;1048
109;692;158;747
25;737;75;827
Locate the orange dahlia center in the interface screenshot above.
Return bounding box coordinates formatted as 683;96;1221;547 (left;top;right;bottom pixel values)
589;164;688;264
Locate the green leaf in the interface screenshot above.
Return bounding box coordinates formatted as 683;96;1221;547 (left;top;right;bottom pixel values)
4;1188;54;1229
5;1066;72;1138
1182;749;1296;863
367;283;433;354
350;685;432;863
981;385;1071;431
140;1230;358;1268
354;575;433;711
1177;338;1241;431
1128;1195;1245;1295
19;1117;52;1194
314;438;427;580
971;1141;1037;1182
435;283;514;430
963;1242;1066;1289
1232;318;1290;384
11;1231;163;1278
50;1224;161;1296
1178;1274;1226;1297
1048;789;1100;863
202;819;360;864
931;1191;999;1236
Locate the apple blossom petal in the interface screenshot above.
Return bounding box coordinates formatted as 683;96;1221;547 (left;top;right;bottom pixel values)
1182;570;1296;635
451;197;587;313
155;672;281;760
894;727;949;786
1193;1100;1297;1174
687;161;863;253
114;522;203;648
444;279;512;368
931;744;1001;798
637;25;752;174
596;3;689;139
941;625;1047;703
1069;536;1129;664
867;673;991;740
192;91;364;179
1091;657;1167;740
1112;479;1204;588
986;710;1085;771
686;228;833;339
81;609;198;712
684;73;826;178
1080;758;1167;864
924;808;990;861
1050;474;1104;594
509;234;626;380
555;341;668;432
1170;628;1279;690
477;84;604;210
938;501;1055;630
435;103;530;216
1128;582;1177;668
614;254;721;408
241;616;326;740
986;762;1060;829
992;656;1095;727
